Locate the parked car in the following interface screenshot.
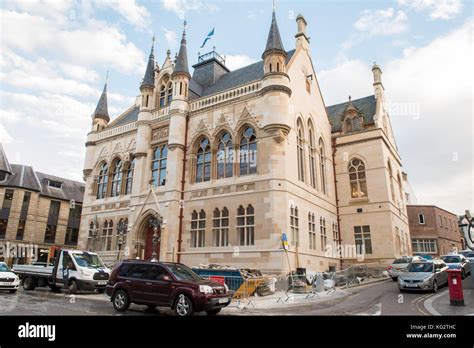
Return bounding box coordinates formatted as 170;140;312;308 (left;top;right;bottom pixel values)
440;254;471;279
413;253;434;261
0;262;20;293
387;256;424;281
398;260;448;293
459;250;474;263
106;260;231;316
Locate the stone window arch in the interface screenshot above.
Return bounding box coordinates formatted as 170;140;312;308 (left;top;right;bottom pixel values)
349;158;368;199
239;126;257;176
195;137;211;183
297;119;305;182
216;131;233;179
96;162;108;199
307;119;317;188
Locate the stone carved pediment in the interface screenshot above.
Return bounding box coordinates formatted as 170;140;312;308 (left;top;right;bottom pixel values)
112;142;123;155
235;106;260;130
152;127;169;141
127;139;136;151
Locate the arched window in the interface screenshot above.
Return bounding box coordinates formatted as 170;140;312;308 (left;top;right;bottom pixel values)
345;115;362;133
96;162;108;199
290;206;299;246
388;161;395;201
239;126;257;175
159;85;166;108
308;212;316;250
349;158;367;198
166;82;173;105
125;157;135;195
297;119;305;182
152;145;168;187
216;132;233;179
110;159;123;197
397;173;403;203
196;138;211;183
237;204;254;246
320;217;327;251
319;138;327;194
212;207;229;247
308;120;316;188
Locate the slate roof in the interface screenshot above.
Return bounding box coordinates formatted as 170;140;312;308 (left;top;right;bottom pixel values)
173;30;190;77
263;10;286;58
92;83;109;121
326;95;376;133
112;49;296;127
0;164;84;204
141;43;156;89
0;143;12;174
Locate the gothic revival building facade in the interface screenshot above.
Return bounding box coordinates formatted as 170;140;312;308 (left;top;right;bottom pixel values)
78;10;411;271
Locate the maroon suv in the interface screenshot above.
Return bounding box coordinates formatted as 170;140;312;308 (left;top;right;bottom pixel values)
106;260;231;316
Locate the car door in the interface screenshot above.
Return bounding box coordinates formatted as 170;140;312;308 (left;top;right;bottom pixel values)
437;262;449;285
142;265;172;305
126;263;149;302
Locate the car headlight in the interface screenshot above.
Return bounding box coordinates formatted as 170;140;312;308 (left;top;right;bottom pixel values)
199;285;214;294
398;278;403;284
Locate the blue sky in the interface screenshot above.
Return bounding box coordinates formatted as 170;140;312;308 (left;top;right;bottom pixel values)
0;0;472;213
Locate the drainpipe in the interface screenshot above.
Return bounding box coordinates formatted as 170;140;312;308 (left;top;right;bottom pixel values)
331;137;343;270
177;114;189;263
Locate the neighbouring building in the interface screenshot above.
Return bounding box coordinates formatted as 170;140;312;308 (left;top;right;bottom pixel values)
407;205;463;257
78;9;411;272
0;144;84;265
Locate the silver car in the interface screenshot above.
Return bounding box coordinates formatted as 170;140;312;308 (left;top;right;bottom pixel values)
388;256;424;281
459;250;474;263
440;254;471;279
398;260;449;293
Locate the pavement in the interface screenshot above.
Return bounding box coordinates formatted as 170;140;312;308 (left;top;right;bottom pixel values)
424;275;474;315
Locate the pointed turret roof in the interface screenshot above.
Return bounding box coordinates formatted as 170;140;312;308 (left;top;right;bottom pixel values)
92;82;109;122
262;10;286;59
0;143;12;175
141;38;156;89
173;24;190;78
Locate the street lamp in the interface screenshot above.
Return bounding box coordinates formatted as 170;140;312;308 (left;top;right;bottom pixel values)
117;219;128;261
149;214;162;262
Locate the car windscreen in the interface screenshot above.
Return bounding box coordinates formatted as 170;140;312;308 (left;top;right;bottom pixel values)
407;263;433;272
393;258;411;264
166;264;202;281
441;256;461;263
0;263;11;272
73;252;105;268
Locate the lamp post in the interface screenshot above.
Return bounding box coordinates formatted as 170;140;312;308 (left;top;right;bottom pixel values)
117;219;128;261
149;214;162;262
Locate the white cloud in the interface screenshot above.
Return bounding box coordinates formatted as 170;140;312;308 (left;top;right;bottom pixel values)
1;9;145;75
342;8;409;50
0;125;13;144
162;0;219;17
355;8;409;36
224;55;257;71
397;0;462;20
99;0;151;29
162;28;178;48
319;20;474;212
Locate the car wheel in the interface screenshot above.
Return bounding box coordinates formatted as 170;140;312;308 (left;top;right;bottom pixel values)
391;277;398;282
9;289;17;294
432;280;438;293
112;290;130;312
23;277;36;291
68;280;78;294
174;294;194;316
206;309;221;316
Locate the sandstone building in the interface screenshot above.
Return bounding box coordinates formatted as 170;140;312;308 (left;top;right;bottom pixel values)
0;144;84;265
78;10;411;271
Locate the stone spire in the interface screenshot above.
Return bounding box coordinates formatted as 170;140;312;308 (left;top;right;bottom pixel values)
92;79;109;122
173;21;190;78
262;9;286;59
140;37;156;89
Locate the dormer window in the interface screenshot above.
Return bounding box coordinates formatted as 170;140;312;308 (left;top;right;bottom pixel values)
344;115;363;133
47;180;62;189
0;172;7;182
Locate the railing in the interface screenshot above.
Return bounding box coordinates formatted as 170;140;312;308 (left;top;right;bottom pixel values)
190;82;261;111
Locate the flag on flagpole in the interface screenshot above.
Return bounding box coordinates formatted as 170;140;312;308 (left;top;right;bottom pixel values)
200;28;215;48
